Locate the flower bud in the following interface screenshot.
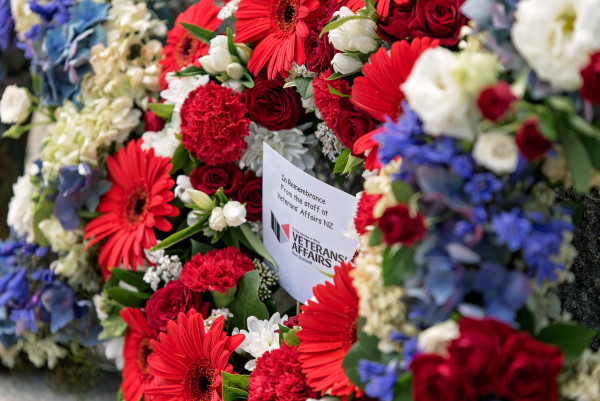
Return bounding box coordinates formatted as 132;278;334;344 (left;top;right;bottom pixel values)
223;201;247;227
0;85;32;124
186;189;214;210
331;53;363;74
226;62;245;80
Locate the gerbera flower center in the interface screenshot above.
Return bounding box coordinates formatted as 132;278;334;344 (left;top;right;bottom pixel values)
137;337;152;375
175;32;200;67
271;0;300;37
185;358;215;401
125;184;150;225
344;318;358;349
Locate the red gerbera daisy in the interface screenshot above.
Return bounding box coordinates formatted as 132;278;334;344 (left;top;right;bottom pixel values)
297;262;359;397
120;308;158;401
180;81;250;165
351;38;439;122
354;193;383;236
145;309;244;401
159;0;221;88
84;140;179;279
234;0;319;79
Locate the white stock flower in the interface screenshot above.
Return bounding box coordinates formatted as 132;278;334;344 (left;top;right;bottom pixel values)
209;207;227;231
0;85;31;124
199;36;233;74
223;201;247;226
328;7;378;53
331;53;363;74
417;320;460;356
511;0;600;91
7;173;35;241
402;47;477;141
232;313;288;371
472;132;519;174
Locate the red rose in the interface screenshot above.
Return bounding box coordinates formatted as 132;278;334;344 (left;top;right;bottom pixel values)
410;354;476;401
377;1;414;43
496;333;563;401
447;318;513;395
145;280;192;332
408;0;466;46
515;118;553;161
190;164;243;196
581;52;600;104
377;204;426;246
237;173;262;221
305;27;337;73
477;81;516;122
334;99;377;151
245;75;303;131
144;99;166;132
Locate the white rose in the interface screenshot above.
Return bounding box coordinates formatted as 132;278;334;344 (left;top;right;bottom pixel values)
328;7;378;53
209;207;227;231
199;36;233;74
511;0;600;91
0;85;32;124
472;132;519;174
402;47;477;141
223;201;247;227
417;320;460;356
331;53;363;74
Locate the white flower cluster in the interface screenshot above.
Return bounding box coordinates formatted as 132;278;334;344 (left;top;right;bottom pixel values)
205;308;234;331
562;349;600;401
232;313;288;371
21;332;67;369
7;172;35;241
208;201;247;231
315;122;345;162
254;259;278;301
217;0;241;20
143;248;183;291
9;0;40;41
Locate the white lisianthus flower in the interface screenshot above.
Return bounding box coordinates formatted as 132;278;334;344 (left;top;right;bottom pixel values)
331;53;363;74
7;173;35;241
473;132;519;174
199;36;233;74
223;201;247;227
511;0;600;91
0;85;32;124
209;207;227;231
402;47;477;141
417;320;460;356
328;7;378;53
232;313;288;371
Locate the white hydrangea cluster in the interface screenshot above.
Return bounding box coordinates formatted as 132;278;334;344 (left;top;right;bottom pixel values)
143;248;183;291
315;122;345;162
232;313;288;371
562;349;600;401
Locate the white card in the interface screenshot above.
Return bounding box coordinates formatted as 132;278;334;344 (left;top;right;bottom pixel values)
262;143;359;303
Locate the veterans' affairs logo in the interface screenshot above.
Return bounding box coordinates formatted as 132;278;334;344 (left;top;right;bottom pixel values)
270;211;290;243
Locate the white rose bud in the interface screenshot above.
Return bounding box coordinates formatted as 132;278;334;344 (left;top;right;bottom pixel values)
473;132;519;174
186;189;214;210
417;320;460;356
199;54;218;75
235;44;252;63
223;201;247;227
328;7;378;53
209;207;227;231
0;85;32;124
174;175;193;204
331;53;363;75
226;62;245;80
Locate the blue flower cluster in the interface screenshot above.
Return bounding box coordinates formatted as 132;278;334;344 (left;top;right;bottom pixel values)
18;0;109;105
0;0;15;53
0;240;100;349
374;102;573;328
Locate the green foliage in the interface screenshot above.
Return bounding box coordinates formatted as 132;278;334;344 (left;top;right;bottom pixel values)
151;214;209;251
294;77;313;99
147;103;174;120
369;227;383;246
536;323;596;361
170;145;189;174
227;271;269;331
320;15;373;37
392;373;413;401
558;128;592;194
104;269;152;308
328;84;351;98
180;22;217;45
98;314;127;340
334;148;364;175
31;190;54;246
343;327;382;389
391;181;413;204
382;246;417;286
222;371;250;401
236;223;277;267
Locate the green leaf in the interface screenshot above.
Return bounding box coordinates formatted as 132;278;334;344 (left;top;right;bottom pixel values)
547;96;576;113
283;329;300;346
238;223;277;267
363;0;376;16
327;70;361;80
333;148;351;174
105;287;151;308
226;28;237;60
382;246;417;286
227;271;269;331
147;103;174;120
180;22;217;45
170;145;188;174
515;306;536;334
369;227;382;246
343;155;364;175
294;77;313;99
579;136;600;172
241;72;254;88
569;114;600;140
536;323;596;361
391;180;413;204
558;129;592;193
98;314;127;340
109;269;151;292
2;124;31;139
320;15;372;37
537;110;557;141
392;373;413;401
191;239;213;256
328;84;351;98
151;217;207;252
222;372;250;401
278;324;291;346
173;65;206;77
342;324;382;389
32;196;54;247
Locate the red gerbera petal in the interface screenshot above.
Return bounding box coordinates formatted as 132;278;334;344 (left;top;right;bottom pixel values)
297;262;360;397
354;193;383;236
84;140;179;279
235;0;319;79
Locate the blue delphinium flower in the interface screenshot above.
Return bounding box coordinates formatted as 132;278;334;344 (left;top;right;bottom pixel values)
41;281;75;333
69;0;109;34
358;360;399;401
0;0;14;51
0;268;28;307
464;172;503;204
28;0;74;26
492;208;532;251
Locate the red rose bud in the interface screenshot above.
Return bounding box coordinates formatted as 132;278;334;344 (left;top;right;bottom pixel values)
145;280;193;332
376;1;414;42
190;163;243;196
581;52;600;104
515;118;553;161
477;81;516;122
377;204;426;246
334;99;377;152
245;75;303;131
144;99;165;132
237;172;262;221
408;0;466;46
410;354;477;401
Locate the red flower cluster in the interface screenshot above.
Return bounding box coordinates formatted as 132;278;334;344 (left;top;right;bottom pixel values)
180;247;255;293
354;193;382;236
248;343;319;401
245;75;303;131
515;118;553;161
312;69;351;130
180;82;250;165
581;52;600;104
410;318;564;401
145;280;192;332
190;163;243;196
477;81;516;122
236;172;263;221
377;204;426;246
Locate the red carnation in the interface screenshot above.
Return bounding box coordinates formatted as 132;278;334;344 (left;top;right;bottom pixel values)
408;0;466;46
248;344;319;401
180;247;254;293
410;354;476;401
237;173;262;221
145;280;192;332
477;81;516;122
180;82;250;165
245;75;303;131
515;118;553;161
377;1;414;42
190;163;243;196
581;52;600;104
378;204;426;246
313;69;351;129
334;98;377;151
354;193;382;236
